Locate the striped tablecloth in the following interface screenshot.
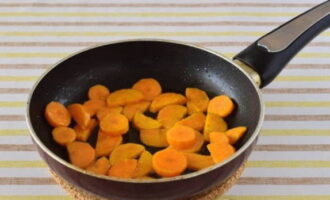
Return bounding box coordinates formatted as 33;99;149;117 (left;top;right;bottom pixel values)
1;0;330;199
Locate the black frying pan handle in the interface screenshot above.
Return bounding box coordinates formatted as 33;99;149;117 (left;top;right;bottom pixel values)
234;0;330;88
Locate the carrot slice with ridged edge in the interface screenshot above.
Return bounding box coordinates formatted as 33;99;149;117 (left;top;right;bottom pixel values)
152;148;187;177
176;112;205;131
95;131;123;157
203;113;228;141
207;95;234;117
67;103;90;128
140;129;169;148
157;105;187;128
45;101;71;127
132;78;162;101
149;93;186;113
133;112;161;130
207;142;235;163
123;101;150;121
67;141;95;168
108;159;138;178
99;113;129;136
88;84;110;101
52;127;76;146
110;143;145;165
107;89;144;107
86;157;111;175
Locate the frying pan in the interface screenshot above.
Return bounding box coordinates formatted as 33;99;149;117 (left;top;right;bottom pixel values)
26;1;330;200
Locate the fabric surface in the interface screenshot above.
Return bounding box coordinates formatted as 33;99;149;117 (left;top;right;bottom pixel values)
0;0;330;199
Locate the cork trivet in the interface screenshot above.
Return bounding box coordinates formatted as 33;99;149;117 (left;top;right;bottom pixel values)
50;163;245;200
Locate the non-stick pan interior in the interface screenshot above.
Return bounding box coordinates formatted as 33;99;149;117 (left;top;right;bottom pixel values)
28;40;262;166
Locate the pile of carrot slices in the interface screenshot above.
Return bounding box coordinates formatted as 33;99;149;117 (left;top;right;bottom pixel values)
45;78;247;179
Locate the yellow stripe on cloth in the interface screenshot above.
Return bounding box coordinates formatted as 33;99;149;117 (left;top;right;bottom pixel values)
261;129;330;136
0;102;25;107
266;101;330;107
247;161;330;168
0;129;28;136
0;161;46;168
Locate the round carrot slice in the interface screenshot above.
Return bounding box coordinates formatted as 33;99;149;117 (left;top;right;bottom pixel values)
52;127;76;146
67;141;96;169
88;84;110;101
152;148;187;177
132;78;162;101
167;125;197;149
45;101;71;127
100;113;129;136
207;95;234;117
83;99;105;116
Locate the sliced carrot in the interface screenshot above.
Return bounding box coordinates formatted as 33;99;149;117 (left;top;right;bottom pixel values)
106;89;144;107
67;141;95;168
149;93;187;113
134;151;153;178
67;104;90;128
225;126;247;145
176;112;205;131
185;88;209;114
140;129;168;148
45;101;71;127
86;157;111;175
96;106;123;121
74;119;98;142
99;113;129;136
209;131;230;144
108;159;138;178
51;127;76;146
95;131;123;157
166;125;197;149
152;148;187;177
170;131;204;153
203;113;228;141
207;95;234;117
132;78;162;101
157;105;187;128
184;153;214;170
88;84;110;101
133;112;161;130
123;101;150;121
207;142;235;163
83;100;105;116
109;143;145;165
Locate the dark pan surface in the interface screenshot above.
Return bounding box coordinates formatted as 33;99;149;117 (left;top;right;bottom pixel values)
28;40;261;179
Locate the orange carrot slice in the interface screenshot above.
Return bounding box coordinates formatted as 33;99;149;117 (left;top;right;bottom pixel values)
74;118;98;142
83;99;106;116
67;104;90;128
67;141;95;168
108;159;138;178
207;143;235;163
209;131;230;144
96;106;123;121
185;88;209;114
88;84;110;101
106;89;144;107
149;93;186;113
133;112;161;130
167;125;197;149
95;131;123;157
45;101;71;127
132;78;162;101
123;101;150;121
134;151;153;178
184;153;214;170
170;131;204;153
99;113;129;136
152;148;187;177
157;105;187;128
225;127;247;145
140;129;169;148
176;112;205;131
203;113;228;141
51;127;76;146
110;143;145;165
86;157;111;175
207;95;234;117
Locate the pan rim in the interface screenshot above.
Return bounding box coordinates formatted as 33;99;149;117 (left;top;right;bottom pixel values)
26;38;265;183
